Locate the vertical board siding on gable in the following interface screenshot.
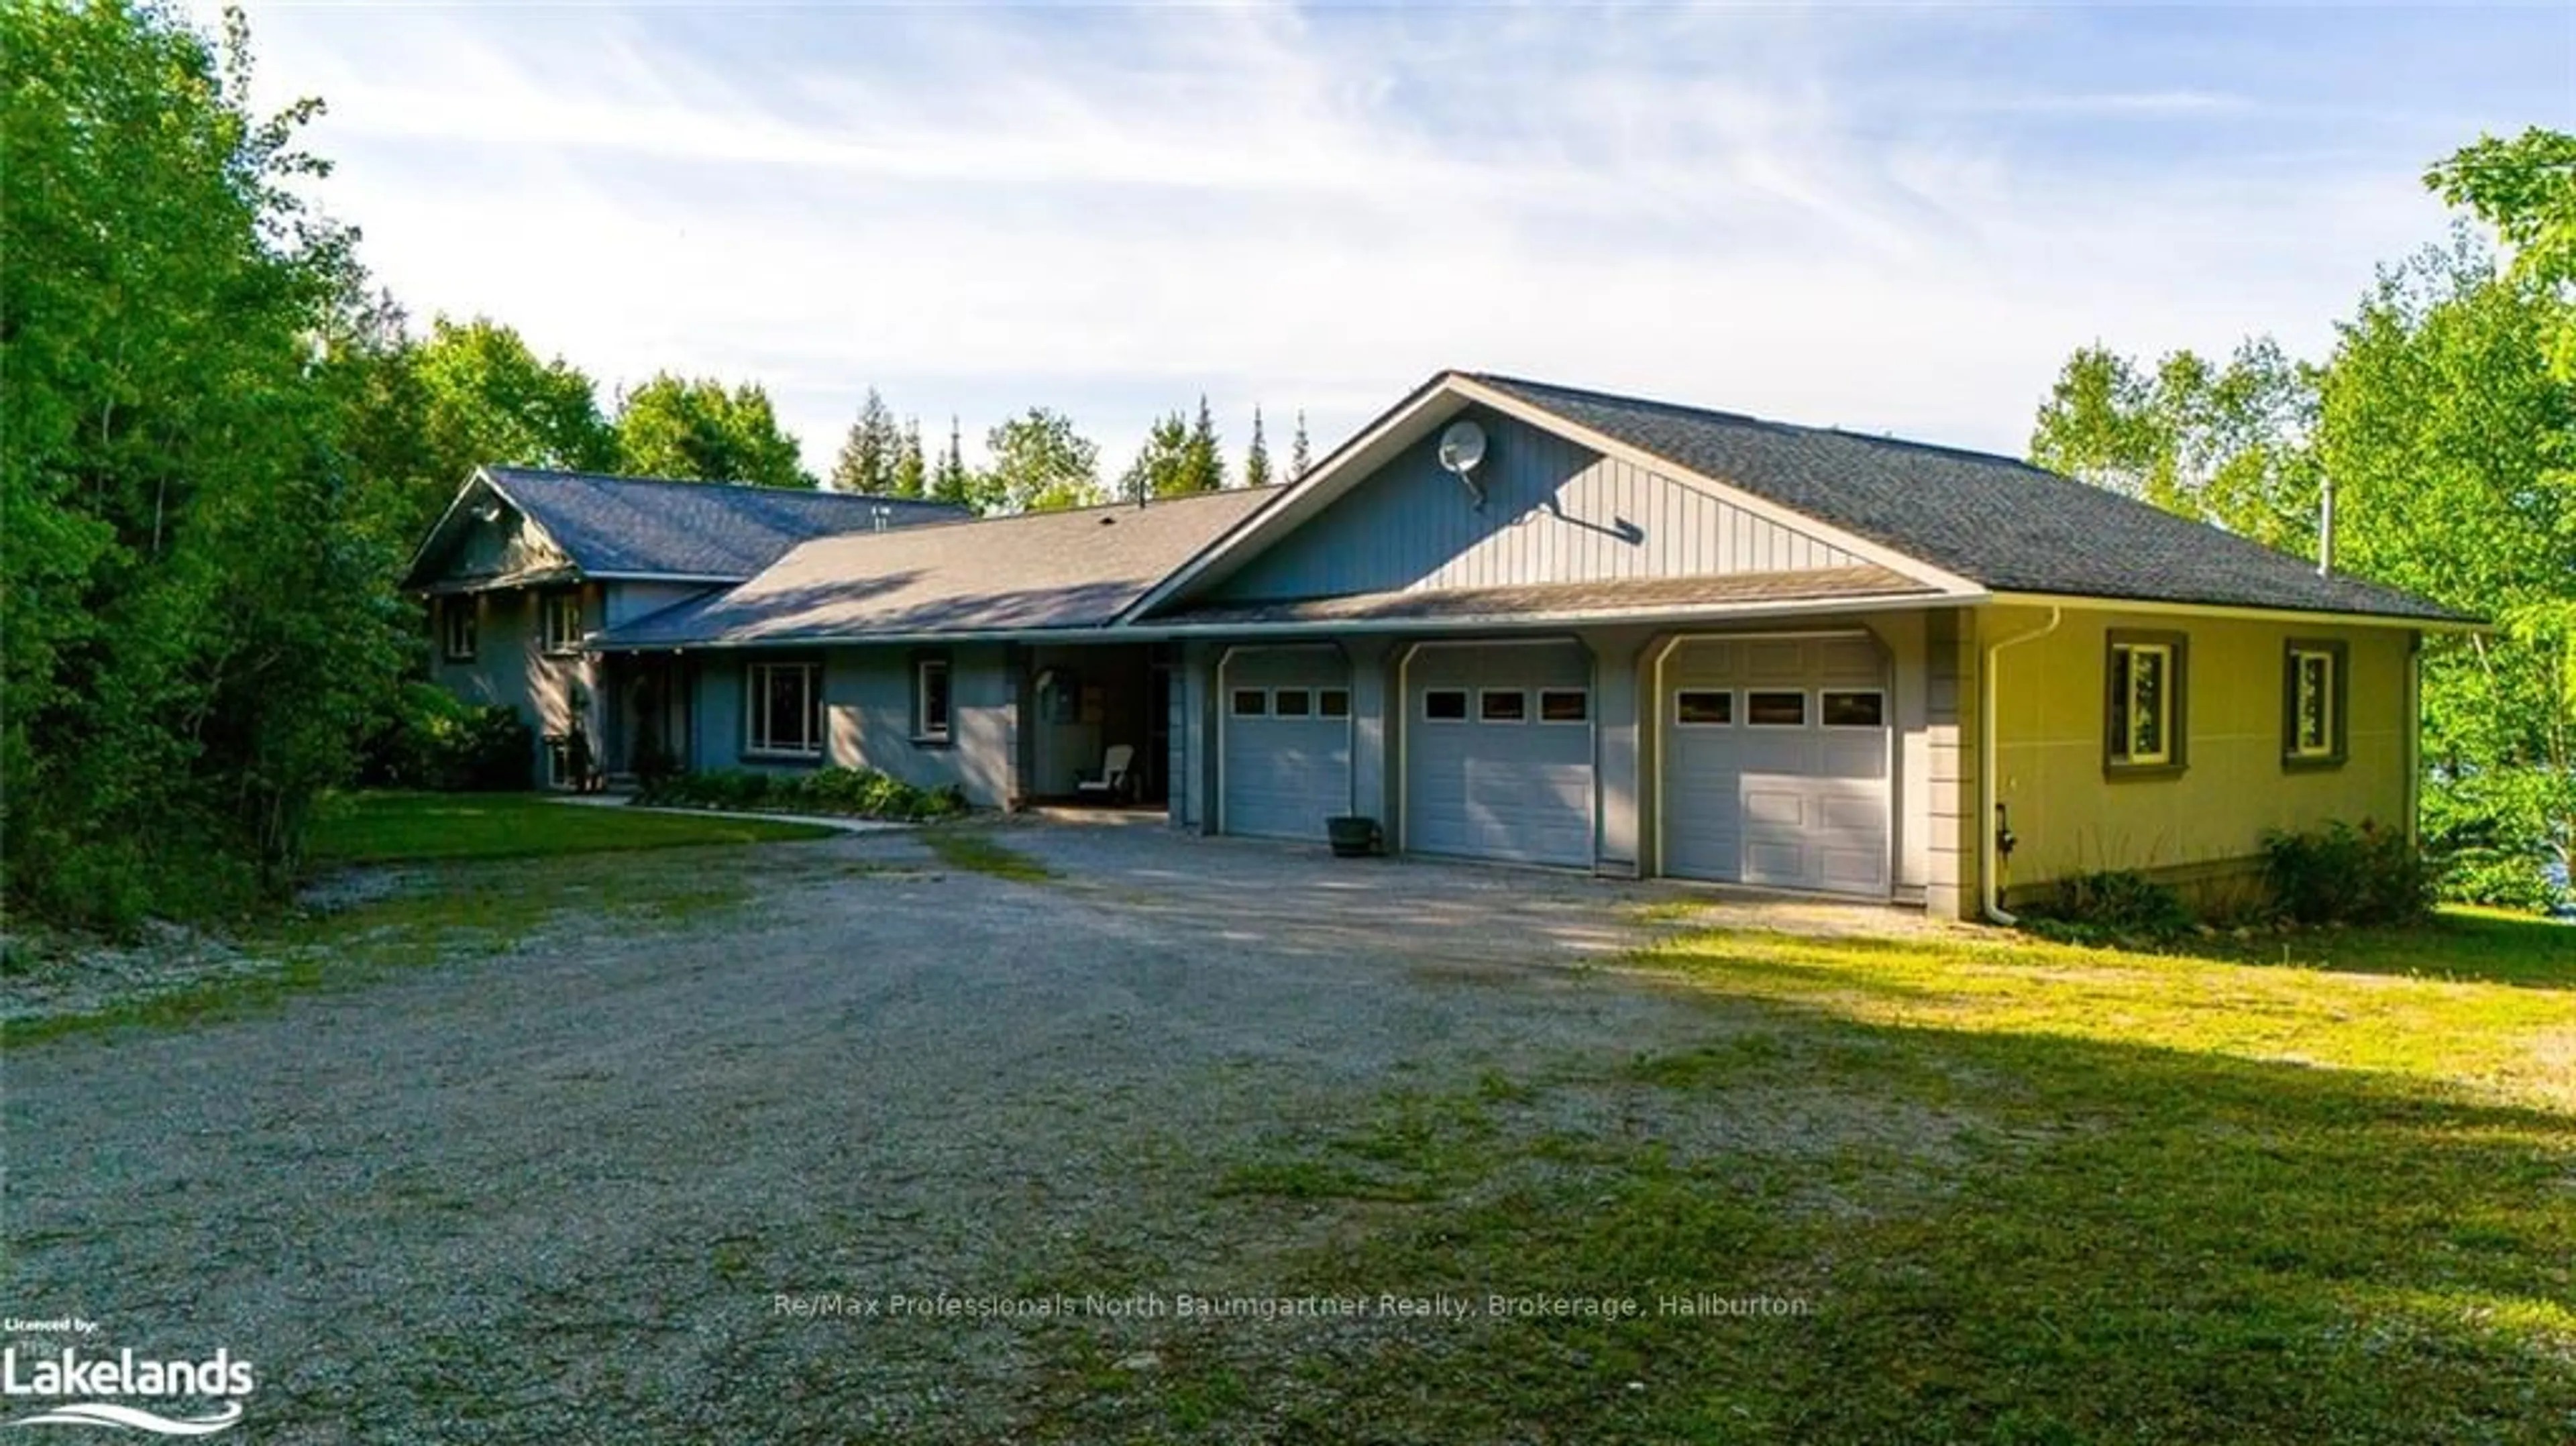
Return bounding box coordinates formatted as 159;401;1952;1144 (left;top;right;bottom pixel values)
1212;410;1861;604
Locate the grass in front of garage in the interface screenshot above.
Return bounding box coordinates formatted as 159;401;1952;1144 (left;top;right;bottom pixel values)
922;829;1057;883
307;790;836;865
1020;911;2576;1443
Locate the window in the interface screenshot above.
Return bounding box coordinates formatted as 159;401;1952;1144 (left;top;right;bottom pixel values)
746;662;822;757
2283;640;2347;767
441;598;478;661
914;657;952;742
1230;688;1268;718
1746;691;1807;727
1674;689;1733;726
1821;691;1885;728
1539;689;1590;724
543;592;583;654
1318;689;1351;719
1479;689;1528;722
1275;688;1313;718
1423;689;1468;721
2106;632;2188;773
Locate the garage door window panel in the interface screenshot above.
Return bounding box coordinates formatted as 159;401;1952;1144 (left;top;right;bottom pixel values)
1275;688;1313;718
1539;689;1589;724
1318;689;1351;718
1821;691;1884;728
1423;689;1468;722
1675;690;1733;726
1231;689;1268;718
1479;689;1528;723
1746;691;1807;727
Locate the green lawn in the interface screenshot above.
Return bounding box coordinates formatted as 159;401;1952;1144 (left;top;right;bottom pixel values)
1040;909;2575;1444
307;791;837;865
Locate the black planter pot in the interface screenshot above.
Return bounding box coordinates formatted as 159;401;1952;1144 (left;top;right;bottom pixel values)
1326;816;1383;858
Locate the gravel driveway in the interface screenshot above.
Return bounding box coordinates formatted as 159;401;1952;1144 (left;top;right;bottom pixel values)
3;822;1845;1442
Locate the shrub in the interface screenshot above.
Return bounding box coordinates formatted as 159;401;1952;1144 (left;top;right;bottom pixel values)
360;684;533;792
638;767;969;822
2024;868;2196;941
2261;820;2432;926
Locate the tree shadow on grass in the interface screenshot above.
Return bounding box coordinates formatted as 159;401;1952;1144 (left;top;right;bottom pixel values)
1033;991;2576;1446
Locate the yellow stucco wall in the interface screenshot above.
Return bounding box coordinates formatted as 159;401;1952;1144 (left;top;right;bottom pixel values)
1985;605;2413;891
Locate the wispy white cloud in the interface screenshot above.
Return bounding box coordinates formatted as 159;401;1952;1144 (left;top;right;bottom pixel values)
205;1;2555;475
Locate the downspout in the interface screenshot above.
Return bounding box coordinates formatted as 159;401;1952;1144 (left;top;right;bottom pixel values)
1980;605;2063;926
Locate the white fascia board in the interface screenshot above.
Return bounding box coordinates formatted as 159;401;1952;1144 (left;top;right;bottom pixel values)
1984;590;2479;632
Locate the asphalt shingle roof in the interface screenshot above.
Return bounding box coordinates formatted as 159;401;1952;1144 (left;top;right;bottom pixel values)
595;488;1281;647
1472;374;2461;622
475;467;969;581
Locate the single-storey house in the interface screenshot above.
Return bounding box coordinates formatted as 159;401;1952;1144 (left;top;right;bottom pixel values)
407;372;2467;920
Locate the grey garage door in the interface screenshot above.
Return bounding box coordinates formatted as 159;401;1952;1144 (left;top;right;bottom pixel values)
1661;634;1890;895
1220;647;1352;842
1404;642;1594;867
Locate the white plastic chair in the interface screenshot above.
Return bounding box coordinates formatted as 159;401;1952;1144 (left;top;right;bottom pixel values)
1075;744;1136;801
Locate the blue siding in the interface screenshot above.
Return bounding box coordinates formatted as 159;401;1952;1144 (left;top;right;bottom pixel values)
1214;408;1861;602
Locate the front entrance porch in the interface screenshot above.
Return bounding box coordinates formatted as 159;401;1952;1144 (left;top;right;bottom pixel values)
601;653;691;785
1017;643;1171;807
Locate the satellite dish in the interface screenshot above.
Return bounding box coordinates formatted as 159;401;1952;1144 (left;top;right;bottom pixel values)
1437;420;1489;510
1438;420;1488;476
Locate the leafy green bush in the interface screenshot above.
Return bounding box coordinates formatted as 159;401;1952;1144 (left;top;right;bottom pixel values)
2023;868;2196;942
2261;820;2432;926
362;684;533;792
638;767;968;822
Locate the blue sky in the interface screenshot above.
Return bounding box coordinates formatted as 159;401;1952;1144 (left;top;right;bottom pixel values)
209;2;2571;476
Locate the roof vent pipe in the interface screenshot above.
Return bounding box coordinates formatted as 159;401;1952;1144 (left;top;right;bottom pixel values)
2317;476;2335;577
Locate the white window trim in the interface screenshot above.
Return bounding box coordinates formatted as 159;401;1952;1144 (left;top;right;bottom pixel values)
441;600;478;661
542;592;584;656
2289;649;2337;759
1273;687;1315;719
1819;689;1887;730
1477;688;1530;724
1228;687;1269;718
914;657;953;742
745;661;824;759
1673;689;1734;728
1421;688;1470;723
2112;643;2174;766
1744;689;1810;728
1536;688;1591;725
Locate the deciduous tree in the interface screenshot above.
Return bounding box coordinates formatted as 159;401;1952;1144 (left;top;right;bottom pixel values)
983;408;1101;514
614;374;812;488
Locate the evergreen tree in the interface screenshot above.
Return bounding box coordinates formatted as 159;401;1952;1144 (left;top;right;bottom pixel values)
1244;406;1272;489
1289;410;1313;480
1177;394;1225;494
829;386;901;494
929;416;979;512
890;417;926;498
1118;411;1195;502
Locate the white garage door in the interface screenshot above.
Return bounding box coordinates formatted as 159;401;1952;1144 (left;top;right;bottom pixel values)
1220;647;1352;842
1404;642;1595;867
1661;634;1890;895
